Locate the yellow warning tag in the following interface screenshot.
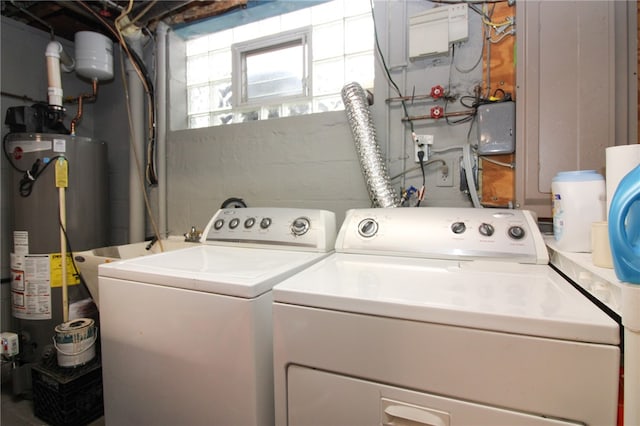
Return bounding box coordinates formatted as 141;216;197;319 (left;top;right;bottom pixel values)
55;158;68;188
49;253;80;287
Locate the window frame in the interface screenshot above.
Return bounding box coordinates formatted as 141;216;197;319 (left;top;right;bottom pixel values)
231;27;313;108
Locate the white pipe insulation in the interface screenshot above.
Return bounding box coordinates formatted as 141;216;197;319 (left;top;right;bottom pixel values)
156;22;169;239
45;41;75;108
125;34;146;243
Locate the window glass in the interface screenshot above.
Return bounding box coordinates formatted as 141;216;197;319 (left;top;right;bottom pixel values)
313;21;344;60
314;58;344;96
345;15;374;54
345;52;374;88
185;0;373;128
188;85;210;114
245;43;304;100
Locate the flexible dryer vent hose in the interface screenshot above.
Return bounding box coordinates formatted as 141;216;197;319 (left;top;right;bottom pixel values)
341;82;399;208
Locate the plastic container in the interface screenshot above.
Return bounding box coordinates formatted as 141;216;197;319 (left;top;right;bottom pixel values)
74;31;114;81
32;356;103;426
608;164;640;284
552;170;606;252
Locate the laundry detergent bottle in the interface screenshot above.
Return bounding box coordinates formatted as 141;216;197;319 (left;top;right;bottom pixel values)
608;164;640;284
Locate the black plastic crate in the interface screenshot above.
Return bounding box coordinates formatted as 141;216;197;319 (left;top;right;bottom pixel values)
31;356;103;426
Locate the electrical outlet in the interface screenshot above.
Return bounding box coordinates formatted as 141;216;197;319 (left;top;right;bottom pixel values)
414;134;434;162
436;159;454;187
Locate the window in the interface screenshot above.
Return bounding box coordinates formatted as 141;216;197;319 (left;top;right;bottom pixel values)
185;0;373;128
233;29;311;105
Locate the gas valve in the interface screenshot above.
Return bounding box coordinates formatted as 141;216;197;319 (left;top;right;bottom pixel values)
430;106;444;119
430;85;445;99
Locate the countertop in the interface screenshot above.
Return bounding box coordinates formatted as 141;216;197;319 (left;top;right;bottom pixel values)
545;235;624;317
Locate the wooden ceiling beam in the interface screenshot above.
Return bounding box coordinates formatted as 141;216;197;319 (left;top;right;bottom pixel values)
162;0;247;26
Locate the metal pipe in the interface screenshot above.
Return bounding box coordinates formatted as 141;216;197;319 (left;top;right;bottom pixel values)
156;21;169;239
68;80;98;135
401;109;476;122
126;35;146;243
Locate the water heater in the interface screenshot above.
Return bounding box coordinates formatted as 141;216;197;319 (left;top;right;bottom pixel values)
5;133;109;363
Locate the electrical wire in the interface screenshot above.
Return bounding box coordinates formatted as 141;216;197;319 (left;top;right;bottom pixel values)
129;0;159;29
416;150;427;207
369;0;415;138
118;46;164;253
489;29;515;44
114;1;158;187
77;0;158;185
445;46;476;126
389;158;447;181
480;156;514;168
58;217;91;297
15;156;64;197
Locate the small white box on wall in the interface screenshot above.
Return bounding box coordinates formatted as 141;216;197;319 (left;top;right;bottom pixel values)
409;4;468;59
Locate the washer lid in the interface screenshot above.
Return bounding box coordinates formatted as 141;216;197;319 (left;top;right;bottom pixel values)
272;253;620;345
99;245;330;298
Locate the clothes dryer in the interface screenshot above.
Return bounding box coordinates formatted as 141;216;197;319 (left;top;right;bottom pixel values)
99;207;336;426
272;208;620;425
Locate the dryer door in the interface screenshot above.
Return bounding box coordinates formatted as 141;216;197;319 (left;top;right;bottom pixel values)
287;366;580;426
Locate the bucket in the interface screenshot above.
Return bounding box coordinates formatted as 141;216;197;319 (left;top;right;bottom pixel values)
53;318;97;367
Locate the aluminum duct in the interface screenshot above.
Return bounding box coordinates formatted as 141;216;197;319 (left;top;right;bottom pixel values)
342;82;399;208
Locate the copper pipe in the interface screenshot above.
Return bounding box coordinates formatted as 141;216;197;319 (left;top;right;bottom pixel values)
70;96;83;135
401;109;476;122
69;80;99;135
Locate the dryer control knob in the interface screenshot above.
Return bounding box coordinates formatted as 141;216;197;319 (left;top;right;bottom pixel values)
291;217;310;236
214;219;224;230
244;218;256;229
358;219;378;238
229;218;240;229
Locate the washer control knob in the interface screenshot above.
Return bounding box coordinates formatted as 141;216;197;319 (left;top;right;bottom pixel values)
508;225;526;240
451;221;466;234
214;219;224;230
479;223;495;237
260;217;272;229
229;218;240;229
358;218;378;238
244;218;256;229
291;217;311;236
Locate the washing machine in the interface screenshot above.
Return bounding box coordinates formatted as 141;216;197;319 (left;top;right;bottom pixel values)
272;208;620;426
98;207;336;426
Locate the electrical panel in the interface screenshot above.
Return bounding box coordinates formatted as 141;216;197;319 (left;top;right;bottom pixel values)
409;4;468;59
476;101;515;155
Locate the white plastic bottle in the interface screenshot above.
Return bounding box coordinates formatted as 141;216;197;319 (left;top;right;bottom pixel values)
552;170;606;252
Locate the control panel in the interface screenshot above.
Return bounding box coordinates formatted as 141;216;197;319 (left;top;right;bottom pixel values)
337;208;549;264
202;207;337;252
